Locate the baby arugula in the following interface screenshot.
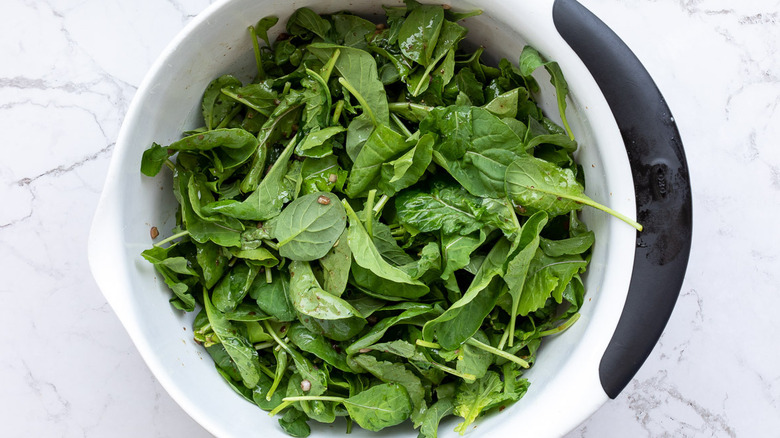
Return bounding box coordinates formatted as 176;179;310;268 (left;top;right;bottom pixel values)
139;1;641;437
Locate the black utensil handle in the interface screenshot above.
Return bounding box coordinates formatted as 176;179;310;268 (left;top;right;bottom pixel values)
552;0;693;398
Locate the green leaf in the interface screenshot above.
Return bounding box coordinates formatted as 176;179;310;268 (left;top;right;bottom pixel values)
352;355;427;427
504;211;548;344
517;250;587;316
456;330;492;379
423;238;510;350
308;43;390;124
483;88;519;119
174;171;242;247
297;126;344;157
202;135;298;221
346;124;412;198
254;16;279;46
272;192;346;261
212;261;260;313
346;303;434;356
440;230;486;281
395;180;515;236
343;383;412;432
288;260;363;320
417;397;454;438
140;143;168;177
518;46;573;140
421;106;524;197
248;270;297;322
319;229;351;296
278;408;311;437
539;231;595;257
202;75;242;129
287;7;332;40
344;201;429;299
378;132;434;196
453;370;503;433
505;154;639;225
288;323;351;372
203;289;262;388
398;4;444;67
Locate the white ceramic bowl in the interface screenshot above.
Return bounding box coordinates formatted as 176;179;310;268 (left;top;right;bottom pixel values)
88;0;691;437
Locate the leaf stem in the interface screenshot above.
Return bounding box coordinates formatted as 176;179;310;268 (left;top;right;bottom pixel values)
497;326;511;351
152;230;190;248
305;68;332;116
215;104;244;129
372;194;389;218
253;341;274;350
465;338;529;368
415;339;441;349
320;48;341;83
282;395;346;403
263;320;293;356
265;267;273;284
428;361;476;382
263;239;279;250
364;189;377;238
332;100;345;125
338;77;377;127
221;88;269;116
164;159;175;171
388;102;433;114
538;313;581;337
248;25;265;80
268;400;294;417
391;113;413;138
574;196;643;232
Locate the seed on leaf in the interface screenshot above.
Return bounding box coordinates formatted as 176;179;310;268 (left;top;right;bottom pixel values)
317;195;331;205
300;379;312;392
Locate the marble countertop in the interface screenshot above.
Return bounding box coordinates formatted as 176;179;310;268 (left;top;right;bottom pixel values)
2;0;778;436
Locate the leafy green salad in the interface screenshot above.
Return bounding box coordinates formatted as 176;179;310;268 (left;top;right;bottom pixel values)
140;2;641;436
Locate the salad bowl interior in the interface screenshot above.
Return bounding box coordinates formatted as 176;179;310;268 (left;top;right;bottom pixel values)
89;0;639;436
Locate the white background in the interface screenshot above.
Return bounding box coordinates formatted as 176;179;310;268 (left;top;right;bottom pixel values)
1;0;778;436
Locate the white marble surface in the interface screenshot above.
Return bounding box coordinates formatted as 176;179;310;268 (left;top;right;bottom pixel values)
2;0;778;436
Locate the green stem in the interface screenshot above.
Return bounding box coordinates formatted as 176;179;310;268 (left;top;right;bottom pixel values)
153;230;190;248
320;49;341;82
412;61;438;97
338;77;377;127
282;395;346;403
164;159;175;171
332;100;345;125
391;113;413;138
538;313;581;337
372;194;389;218
497;326;511;351
364;189;377;238
215;104;244;129
305;68;331;116
221;88;269;116
465;338;529;369
573;196;643;232
265;268;273;284
268;400;294;417
388;101;433;114
263;320;293;356
253;341;274;350
429;361;476;382
248;25;265;80
263;239;279;250
282;81;291;96
415;339;441;349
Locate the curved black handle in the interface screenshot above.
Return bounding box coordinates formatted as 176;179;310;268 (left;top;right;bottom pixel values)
552;0;693;398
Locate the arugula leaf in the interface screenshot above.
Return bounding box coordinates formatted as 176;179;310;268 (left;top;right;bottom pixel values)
453;370;503;434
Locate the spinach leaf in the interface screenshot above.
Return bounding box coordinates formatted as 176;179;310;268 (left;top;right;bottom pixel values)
505;154;642;230
318;229;351;296
140;143;168;177
212;261;260;313
398;3;444;67
288;323;351;372
342;383;412;431
344;201;429;299
421;106;524;197
345;124;412;198
272;191;346;261
352;355;427;427
417;397;454;438
278;408;311;437
518;46;573;140
517;250;587;316
378;132;434;196
203;289;262;388
288;260;363;320
202;75;242;130
248;270;297;322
